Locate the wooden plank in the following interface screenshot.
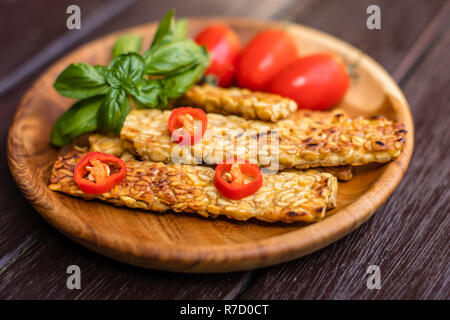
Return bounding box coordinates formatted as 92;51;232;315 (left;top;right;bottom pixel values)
288;0;445;74
0;229;255;299
0;0;104;77
0;0;137;95
1;0;446;299
0;0;299;299
240;14;450;300
392;0;450;81
83;0;301;40
0;82;49;263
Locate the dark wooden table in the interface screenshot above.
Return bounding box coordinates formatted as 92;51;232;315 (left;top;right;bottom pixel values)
0;0;448;300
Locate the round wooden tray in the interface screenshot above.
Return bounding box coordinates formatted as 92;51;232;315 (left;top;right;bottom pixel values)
7;18;414;273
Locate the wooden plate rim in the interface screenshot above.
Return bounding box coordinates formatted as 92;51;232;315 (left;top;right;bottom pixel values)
7;17;414;272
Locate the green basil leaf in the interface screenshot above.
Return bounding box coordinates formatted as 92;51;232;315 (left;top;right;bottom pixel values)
112;34;142;57
173;18;188;40
94;65;108;78
98;88;130;134
51;95;104;147
106;52;145;87
150;9;175;48
125;79;166;109
161;46;210;99
105;70;122;88
162;65;204;100
53;63;109;99
144;39;203;76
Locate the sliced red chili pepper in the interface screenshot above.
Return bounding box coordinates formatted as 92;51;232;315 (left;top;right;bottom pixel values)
168;107;208;146
214;158;263;200
74;152;127;194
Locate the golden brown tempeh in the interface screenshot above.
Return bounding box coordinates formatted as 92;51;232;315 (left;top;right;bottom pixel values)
88;134;135;161
120;109;406;170
88;133;353;181
48;149;338;223
317;166;353;182
174;84;297;121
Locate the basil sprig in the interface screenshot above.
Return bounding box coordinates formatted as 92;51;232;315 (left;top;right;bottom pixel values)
112;34;142;58
150;10;187;48
98;87;130;134
51;9;209;147
51;95;104;147
53;64;109;99
105;52;146;87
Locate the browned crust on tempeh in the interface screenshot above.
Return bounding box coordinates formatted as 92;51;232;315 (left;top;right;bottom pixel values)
88;133;353;181
48;149;338;223
120;109;406;170
174;84;297;121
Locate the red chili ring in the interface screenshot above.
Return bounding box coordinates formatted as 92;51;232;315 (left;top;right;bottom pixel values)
74;152;127;194
214;158;263;200
168;107;208;146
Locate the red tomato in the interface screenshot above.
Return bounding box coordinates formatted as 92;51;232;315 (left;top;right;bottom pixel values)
268;53;350;110
195;24;241;87
236;30;298;91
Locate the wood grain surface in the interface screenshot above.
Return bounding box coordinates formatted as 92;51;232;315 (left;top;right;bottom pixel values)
6;17;414;273
0;0;448;299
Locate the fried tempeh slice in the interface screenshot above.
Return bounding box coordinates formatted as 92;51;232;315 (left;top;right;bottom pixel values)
317;166;353;181
120;109;407;170
48;149;338;223
88;133;353;181
88;133;136;161
174;84;297;121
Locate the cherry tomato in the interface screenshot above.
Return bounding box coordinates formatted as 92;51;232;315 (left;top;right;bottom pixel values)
236;29;298;91
268;53;350;110
195;24;241;87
